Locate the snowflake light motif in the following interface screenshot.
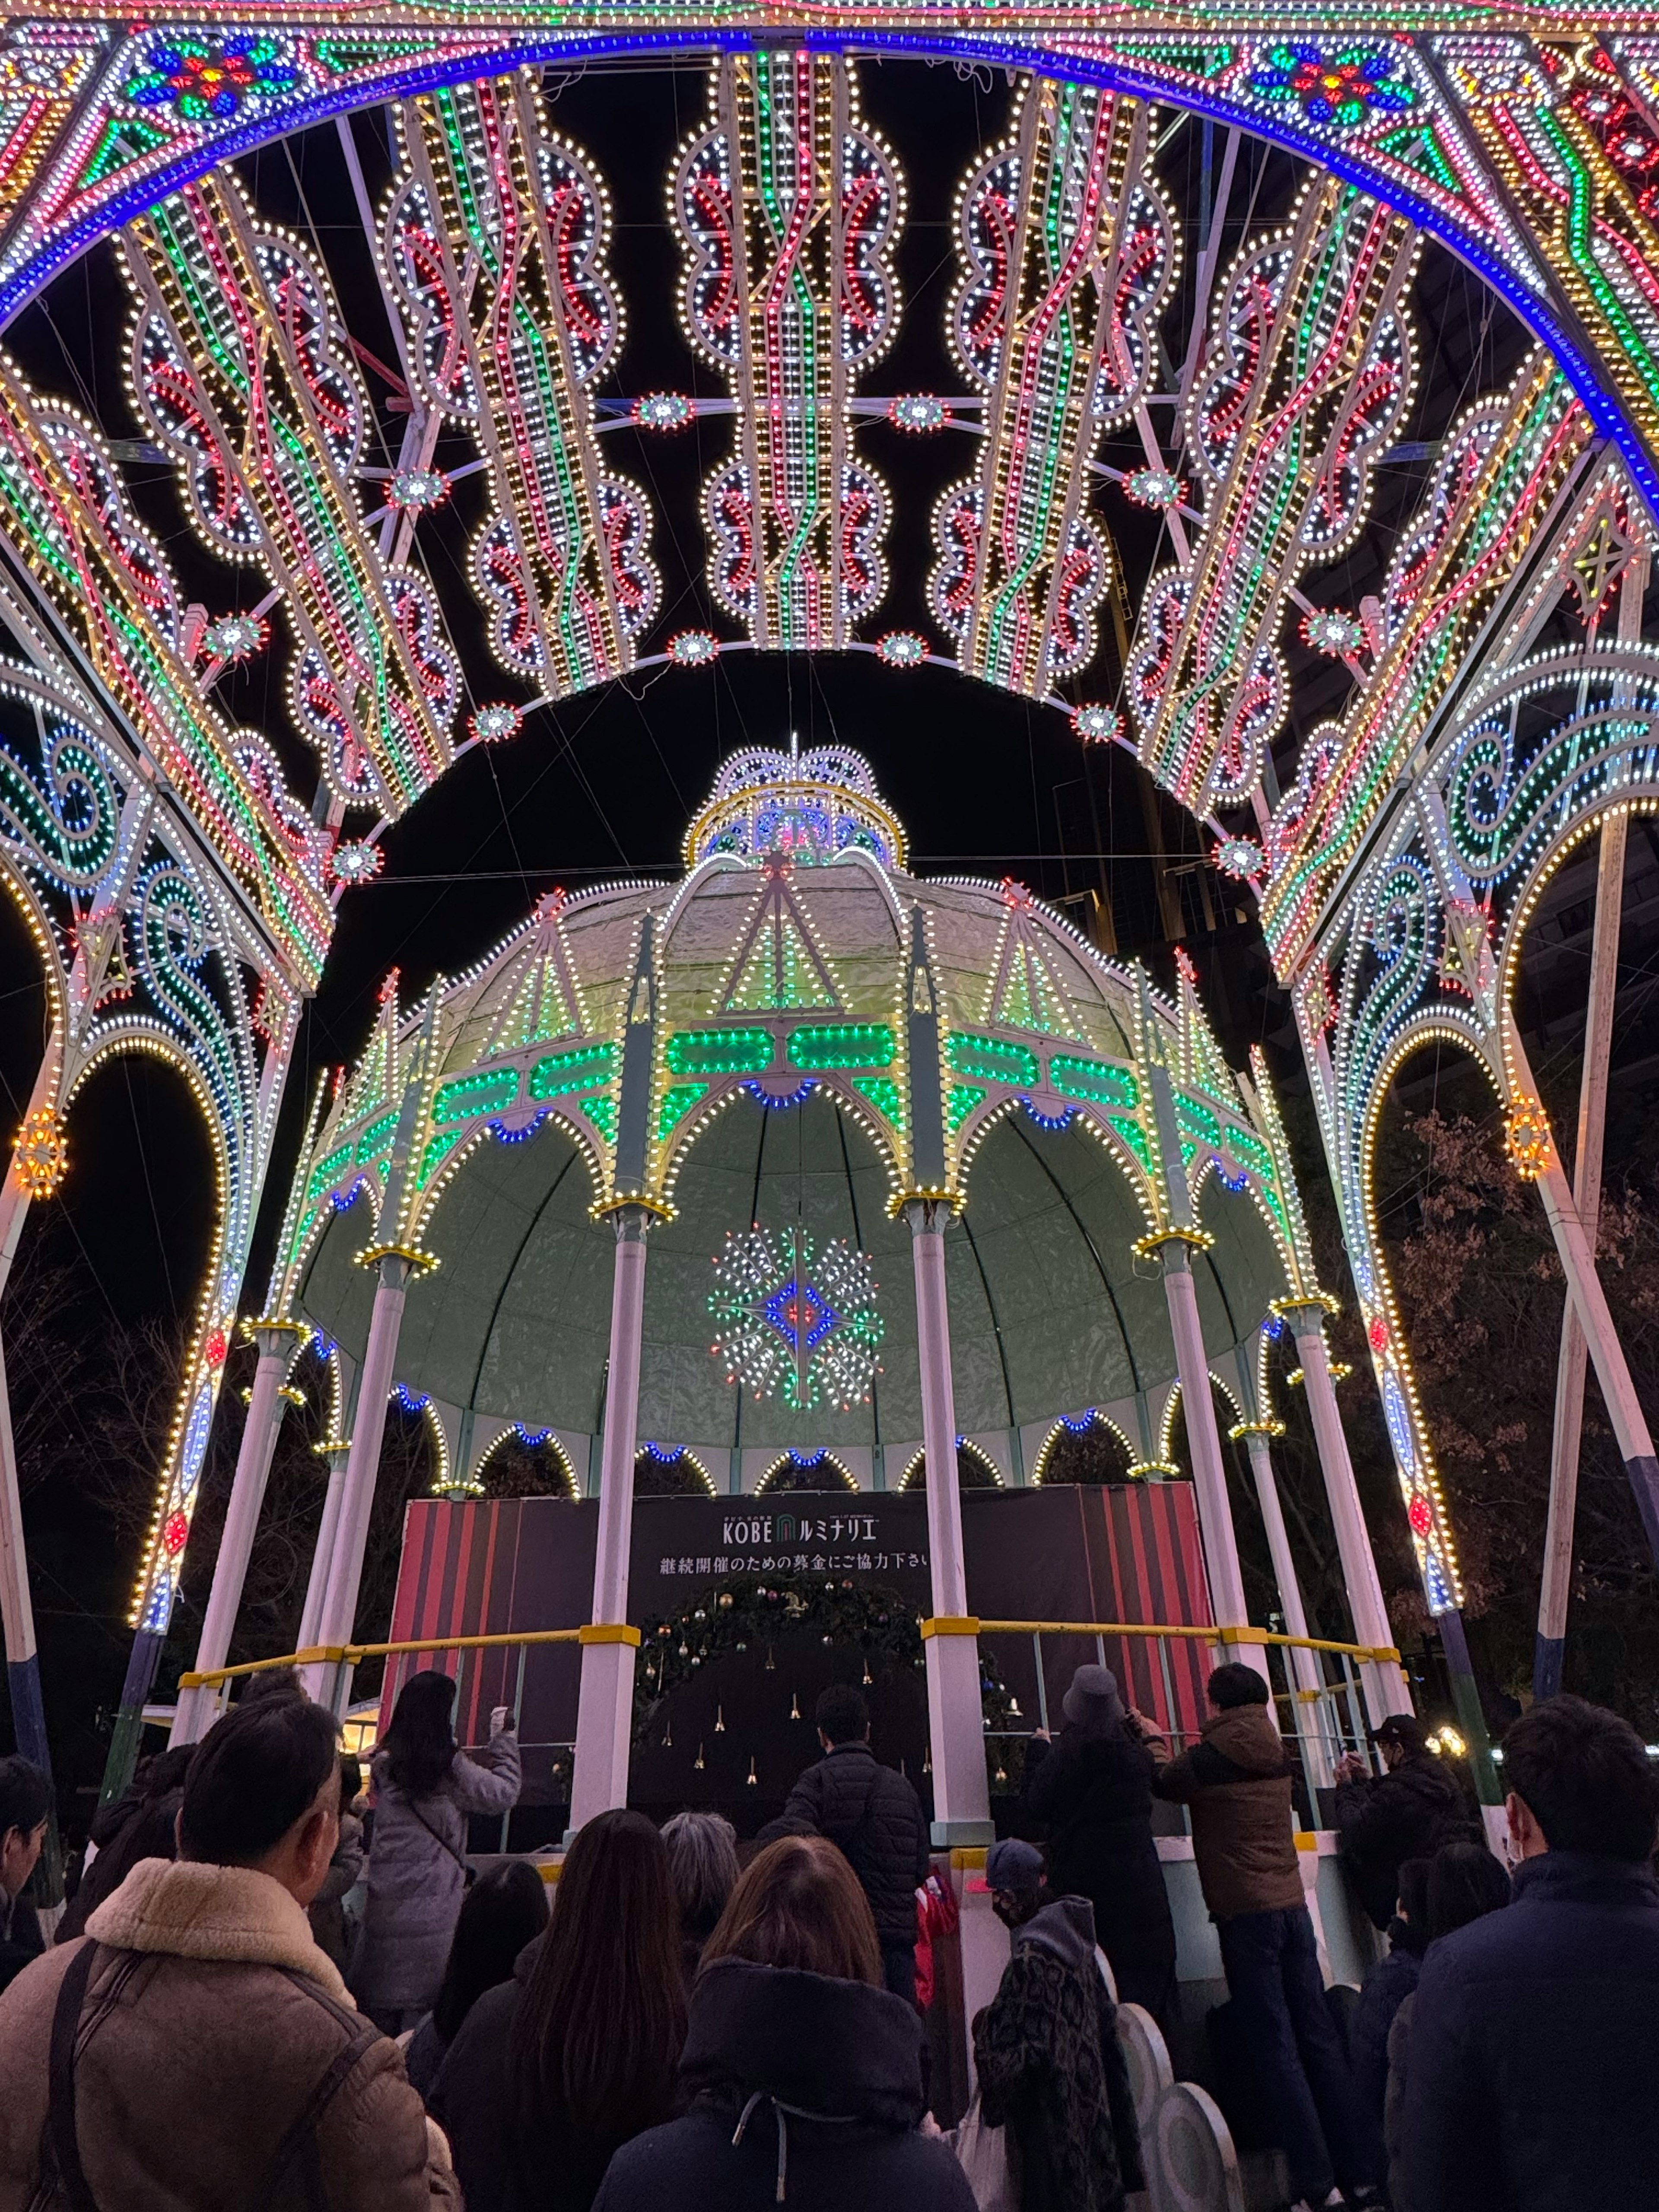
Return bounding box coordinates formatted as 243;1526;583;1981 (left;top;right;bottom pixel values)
669;629;719;667
1252;41;1416;129
470;702;522;745
709;1226;884;1413
388;466;448;512
1505;1096;1553;1182
202;611;267;663
1301;607;1365;656
1123;466;1185;510
1214;836;1265;880
887;395;950;433
1073;703;1123;745
876;631;928;667
11;1108;67;1200
125;34;296;123
330;841;383;885
632;392;694;430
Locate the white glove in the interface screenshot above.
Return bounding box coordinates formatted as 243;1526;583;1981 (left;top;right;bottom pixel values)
489;1705;516;1735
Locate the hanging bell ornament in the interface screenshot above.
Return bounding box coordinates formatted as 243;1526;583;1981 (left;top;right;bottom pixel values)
694;1742;706;1771
662;1722;673;1748
862;1659;873;1686
789;1690;801;1721
747;1757;758;1787
765;1646;776;1673
715;1704;726;1733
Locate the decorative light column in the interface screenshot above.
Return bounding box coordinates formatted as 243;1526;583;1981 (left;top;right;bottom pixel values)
1143;1061;1265;1682
172;1317;307;1744
569;918;658;1834
904;910;992;1845
0;1036;65;1785
1280;1301;1411;1724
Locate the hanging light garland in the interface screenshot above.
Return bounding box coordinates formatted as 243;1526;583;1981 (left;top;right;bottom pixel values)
709;1225;883;1411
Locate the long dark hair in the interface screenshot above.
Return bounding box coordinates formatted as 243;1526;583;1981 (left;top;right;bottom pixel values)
509;1808;686;2156
432;1859;550;2044
700;1834;882;1985
1427;1841;1510;1940
378;1670;458;1798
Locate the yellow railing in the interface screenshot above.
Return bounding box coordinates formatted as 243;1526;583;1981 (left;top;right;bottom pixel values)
177;1626;584;1692
974;1618;1396;1663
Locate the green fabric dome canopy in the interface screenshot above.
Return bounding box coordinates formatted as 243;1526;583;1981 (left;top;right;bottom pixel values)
275;747;1325;1494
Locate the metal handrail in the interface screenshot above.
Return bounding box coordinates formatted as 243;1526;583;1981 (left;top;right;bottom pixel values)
178;1626;583;1691
975;1618;1397;1662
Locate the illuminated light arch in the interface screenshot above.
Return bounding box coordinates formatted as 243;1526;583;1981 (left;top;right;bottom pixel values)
2;18;1657;519
635;1442;717;1496
757;1450;859;1494
898;1439;1002;1491
471;1423;578;1500
1030;1408;1138;1484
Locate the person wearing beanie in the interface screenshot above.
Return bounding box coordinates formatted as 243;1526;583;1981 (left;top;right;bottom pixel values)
1145;1662;1364;2212
1021;1662;1177;2032
974;1837;1144;2212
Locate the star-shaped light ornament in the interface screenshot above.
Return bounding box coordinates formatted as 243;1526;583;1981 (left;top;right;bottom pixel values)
709;1226;883;1412
1073;703;1123;746
1123;466;1185;510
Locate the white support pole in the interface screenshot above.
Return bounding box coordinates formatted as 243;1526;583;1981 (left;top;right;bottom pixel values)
172;1322;302;1745
1285;1309;1411;1723
310;1255;416;1680
1241;1429;1334;1788
909;1200;993;1846
569;1208;649;1834
0;1034;62;1778
1536;811;1625;1700
1157;1244;1268;1684
298;1440;350;1655
1506;1020;1659;1566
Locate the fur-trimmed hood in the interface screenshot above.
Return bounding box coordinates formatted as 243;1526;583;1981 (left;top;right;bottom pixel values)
86;1855;352;2004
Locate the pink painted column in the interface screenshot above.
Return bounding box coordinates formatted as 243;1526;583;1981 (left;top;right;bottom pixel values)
309;1253;418;1703
569;1207;649;1832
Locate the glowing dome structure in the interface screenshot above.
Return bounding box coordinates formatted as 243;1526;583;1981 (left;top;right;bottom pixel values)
274;746;1322;1502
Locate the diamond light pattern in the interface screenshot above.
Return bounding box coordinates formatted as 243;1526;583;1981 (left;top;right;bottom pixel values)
709;1225;884;1412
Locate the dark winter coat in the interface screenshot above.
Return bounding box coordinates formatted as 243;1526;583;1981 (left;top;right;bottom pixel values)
758;1742;930;1946
1023;1724;1176;2010
1351;1916;1427;2186
1150;1705;1303;1920
973;1895;1144;2212
308;1809;365;1974
1399;1850;1659;2212
591;1958;976;2212
0;1891;40;1999
55;1783;184;1945
429;1934;672;2212
1334;1753;1473;1930
353;1728;521;2015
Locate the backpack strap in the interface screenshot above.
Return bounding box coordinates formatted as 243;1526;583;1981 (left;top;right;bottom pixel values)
44;1941;103;2212
248;1973;383;2212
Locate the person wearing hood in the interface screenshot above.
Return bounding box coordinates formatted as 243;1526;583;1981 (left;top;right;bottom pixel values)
1021;1662;1177;2031
592;1834;976;2212
1334;1714;1475;1931
1146;1662;1364;2212
973;1837;1144;2212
